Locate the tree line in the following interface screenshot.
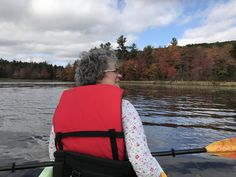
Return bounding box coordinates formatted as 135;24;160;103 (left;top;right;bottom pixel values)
0;60;74;81
1;36;236;81
121;40;236;81
115;36;236;81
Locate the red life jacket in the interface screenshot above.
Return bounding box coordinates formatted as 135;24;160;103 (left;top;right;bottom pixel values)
53;84;125;161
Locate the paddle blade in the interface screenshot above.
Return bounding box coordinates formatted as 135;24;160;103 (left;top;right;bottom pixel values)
160;172;168;177
212;152;236;159
206;137;236;159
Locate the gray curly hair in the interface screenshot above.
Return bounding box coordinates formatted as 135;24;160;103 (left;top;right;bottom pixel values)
74;48;118;86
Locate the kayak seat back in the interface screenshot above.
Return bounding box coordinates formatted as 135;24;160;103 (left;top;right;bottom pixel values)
53;150;137;177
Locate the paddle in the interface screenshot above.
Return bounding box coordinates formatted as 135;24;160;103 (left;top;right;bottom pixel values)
151;137;236;159
0;161;54;172
0;137;235;172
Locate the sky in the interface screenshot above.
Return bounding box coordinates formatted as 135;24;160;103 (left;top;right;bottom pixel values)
0;0;236;66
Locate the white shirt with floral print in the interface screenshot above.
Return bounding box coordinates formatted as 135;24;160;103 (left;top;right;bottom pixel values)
49;99;164;177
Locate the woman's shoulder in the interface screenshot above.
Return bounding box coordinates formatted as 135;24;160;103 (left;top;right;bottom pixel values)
122;99;132;106
122;99;136;111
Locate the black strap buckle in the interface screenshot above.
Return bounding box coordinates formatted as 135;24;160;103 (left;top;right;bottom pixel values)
71;170;81;177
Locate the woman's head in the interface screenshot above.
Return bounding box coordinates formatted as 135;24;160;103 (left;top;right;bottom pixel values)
75;48;121;86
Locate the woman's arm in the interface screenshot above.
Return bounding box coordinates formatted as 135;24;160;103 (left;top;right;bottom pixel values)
122;99;165;177
49;126;56;161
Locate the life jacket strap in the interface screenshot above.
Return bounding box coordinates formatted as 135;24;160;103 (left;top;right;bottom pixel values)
55;129;124;160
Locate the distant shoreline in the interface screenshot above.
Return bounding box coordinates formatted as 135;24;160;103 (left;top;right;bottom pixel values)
120;80;236;88
0;78;75;87
0;79;236;88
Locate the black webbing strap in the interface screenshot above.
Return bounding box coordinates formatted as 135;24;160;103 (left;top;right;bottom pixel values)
57;130;124;139
108;129;119;160
55;129;124;160
55;132;63;150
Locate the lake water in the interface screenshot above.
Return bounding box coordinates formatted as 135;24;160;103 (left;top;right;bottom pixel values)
0;83;236;177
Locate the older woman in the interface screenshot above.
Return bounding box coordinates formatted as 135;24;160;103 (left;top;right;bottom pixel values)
49;48;166;177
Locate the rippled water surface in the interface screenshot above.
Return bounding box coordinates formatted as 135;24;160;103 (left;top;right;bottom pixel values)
122;85;236;152
0;83;236;176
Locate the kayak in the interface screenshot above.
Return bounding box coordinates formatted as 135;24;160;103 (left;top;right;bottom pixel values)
38;167;53;177
38;167;168;177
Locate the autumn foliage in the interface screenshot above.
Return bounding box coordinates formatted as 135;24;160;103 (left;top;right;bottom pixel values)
0;40;236;81
121;41;236;81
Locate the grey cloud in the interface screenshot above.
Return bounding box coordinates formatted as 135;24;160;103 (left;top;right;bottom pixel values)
0;39;22;46
0;0;181;65
0;0;30;21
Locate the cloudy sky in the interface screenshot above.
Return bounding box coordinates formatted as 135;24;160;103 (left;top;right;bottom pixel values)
1;0;236;66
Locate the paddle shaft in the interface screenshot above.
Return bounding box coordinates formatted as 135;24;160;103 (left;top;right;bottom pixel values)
0;148;207;172
0;161;54;172
152;147;207;157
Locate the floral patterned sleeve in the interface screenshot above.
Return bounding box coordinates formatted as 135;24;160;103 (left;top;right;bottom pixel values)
49;126;56;161
122;99;164;177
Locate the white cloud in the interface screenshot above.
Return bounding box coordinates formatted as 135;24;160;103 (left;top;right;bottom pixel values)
179;0;236;45
0;0;180;65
